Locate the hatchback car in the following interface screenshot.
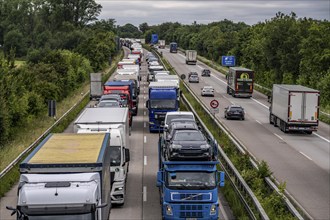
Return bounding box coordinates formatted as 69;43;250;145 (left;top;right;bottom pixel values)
201;69;211;77
224;105;245;120
188;74;199;83
201;86;214;97
97;100;121;108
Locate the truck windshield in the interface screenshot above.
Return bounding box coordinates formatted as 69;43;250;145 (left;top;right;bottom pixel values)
166;172;216;190
110;146;121;166
150;100;176;109
26;213;95;220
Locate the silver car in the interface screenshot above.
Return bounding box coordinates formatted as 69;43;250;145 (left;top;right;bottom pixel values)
201;86;214;96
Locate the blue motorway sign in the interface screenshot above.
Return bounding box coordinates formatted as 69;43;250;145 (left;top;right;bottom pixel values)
221;56;236;66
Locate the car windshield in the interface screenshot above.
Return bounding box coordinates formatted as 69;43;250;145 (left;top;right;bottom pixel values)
150;100;176;109
166;115;194;125
230;107;243;111
98;101;120;108
173;131;205;141
110;146;121;166
166;172;216;189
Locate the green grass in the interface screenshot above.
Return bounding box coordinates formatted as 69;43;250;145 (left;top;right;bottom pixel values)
14;60;26;68
0;51;123;198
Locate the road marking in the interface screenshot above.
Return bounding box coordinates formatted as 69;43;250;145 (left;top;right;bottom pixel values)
251;98;269;109
274;133;284;140
313;133;330;143
300;151;312;161
256;120;262;125
144;136;147;143
144;156;147;165
143;186;147;202
178;53;186;59
144;122;146;128
144;96;146;99
144;111;146;116
211;75;227;85
197;65;203;70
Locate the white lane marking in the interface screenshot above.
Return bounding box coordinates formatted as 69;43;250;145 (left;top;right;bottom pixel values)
251;98;269;109
144;156;147;165
144;122;146;128
218;199;229;220
196;65;203;70
144;111;146;116
144;136;147;143
256;120;262;125
178;53;186;59
300;151;313;161
144;96;146;100
211;75;227;85
274;133;284;140
313;133;330;143
143;186;147;202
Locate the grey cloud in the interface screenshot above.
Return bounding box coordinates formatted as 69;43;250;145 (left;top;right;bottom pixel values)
96;0;330;26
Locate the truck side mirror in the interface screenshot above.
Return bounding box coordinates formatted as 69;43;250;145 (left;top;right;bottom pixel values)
125;148;130;163
156;171;163;187
146;100;149;108
218;171;225;187
96;203;108;209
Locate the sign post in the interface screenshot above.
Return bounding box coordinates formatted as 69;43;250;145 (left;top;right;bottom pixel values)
210;99;219;115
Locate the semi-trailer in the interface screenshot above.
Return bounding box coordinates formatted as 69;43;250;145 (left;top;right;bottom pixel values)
7;133;112;220
226;67;254;98
185;50;197;65
269;84;320;133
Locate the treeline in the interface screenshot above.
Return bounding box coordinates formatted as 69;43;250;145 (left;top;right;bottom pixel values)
0;0;118;146
141;13;330;108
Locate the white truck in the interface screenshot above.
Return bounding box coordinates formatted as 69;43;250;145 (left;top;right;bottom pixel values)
185;50;197;65
90;72;103;100
159;40;165;49
269;84;320;134
115;68;141;91
7;133;112;220
155;74;179;87
74;107;130;205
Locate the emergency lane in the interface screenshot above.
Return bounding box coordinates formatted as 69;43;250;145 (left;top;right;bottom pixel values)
160;48;330;220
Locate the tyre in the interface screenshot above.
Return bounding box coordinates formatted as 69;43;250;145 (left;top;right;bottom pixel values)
306;131;313;134
226;86;230;94
269;114;274;124
241;117;245;120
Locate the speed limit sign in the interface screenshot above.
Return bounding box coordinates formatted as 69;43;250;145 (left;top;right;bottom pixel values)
210;100;219;109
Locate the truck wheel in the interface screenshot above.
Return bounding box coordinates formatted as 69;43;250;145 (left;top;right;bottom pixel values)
306;131;313;134
232;91;235;97
273;116;278;127
269;114;273;124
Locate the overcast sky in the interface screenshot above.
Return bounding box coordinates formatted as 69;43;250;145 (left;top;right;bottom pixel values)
95;0;329;27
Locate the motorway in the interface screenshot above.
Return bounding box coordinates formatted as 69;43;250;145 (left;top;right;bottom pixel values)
0;48;233;220
160;48;330;219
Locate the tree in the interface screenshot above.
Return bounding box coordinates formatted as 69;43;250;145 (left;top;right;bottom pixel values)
139;22;149;34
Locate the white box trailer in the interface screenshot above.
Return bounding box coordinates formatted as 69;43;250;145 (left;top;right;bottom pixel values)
74;107;130;205
185;50;197;65
90;73;103;100
9;133;112;220
159;40;165;49
269;84;320;134
155;74;179;87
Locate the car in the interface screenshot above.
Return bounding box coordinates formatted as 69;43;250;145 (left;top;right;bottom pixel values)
188;74;199;83
163;111;195;130
165;129;212;161
224;105;245;120
165;122;199;142
188;72;198;77
99;94;127;107
201;69;211;77
201;86;214;96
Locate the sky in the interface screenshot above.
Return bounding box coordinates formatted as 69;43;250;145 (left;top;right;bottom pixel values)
95;0;329;27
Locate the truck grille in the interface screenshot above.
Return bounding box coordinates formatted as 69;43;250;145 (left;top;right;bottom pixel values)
179;205;203;218
172;193;212;201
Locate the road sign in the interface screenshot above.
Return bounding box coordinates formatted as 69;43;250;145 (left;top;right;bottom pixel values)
210;99;219;109
210;108;219;114
221;56;236;66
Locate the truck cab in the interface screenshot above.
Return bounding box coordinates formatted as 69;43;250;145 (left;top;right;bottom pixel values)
157;161;225;220
169;42;177;53
146;82;180;132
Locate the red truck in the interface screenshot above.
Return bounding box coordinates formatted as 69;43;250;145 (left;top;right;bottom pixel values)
104;85;133;126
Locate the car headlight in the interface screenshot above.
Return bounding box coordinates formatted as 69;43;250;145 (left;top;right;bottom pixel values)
200;144;210;150
210;204;217;215
166;205;173;215
171;144;182;150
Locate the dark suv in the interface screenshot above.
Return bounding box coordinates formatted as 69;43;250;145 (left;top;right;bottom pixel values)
165;129;212;161
165;122;199;141
201;69;211;77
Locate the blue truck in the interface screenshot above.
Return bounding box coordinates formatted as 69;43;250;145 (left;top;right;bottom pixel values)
169;42;178;53
146;81;179;132
151;34;159;45
157;135;225;220
104;81;139;116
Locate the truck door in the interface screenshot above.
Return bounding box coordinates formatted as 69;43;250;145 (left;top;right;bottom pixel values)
289;92;303;121
304;92;319;122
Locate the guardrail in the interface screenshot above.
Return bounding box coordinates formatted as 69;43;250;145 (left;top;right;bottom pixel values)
152;48;307;220
0;92;89;179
